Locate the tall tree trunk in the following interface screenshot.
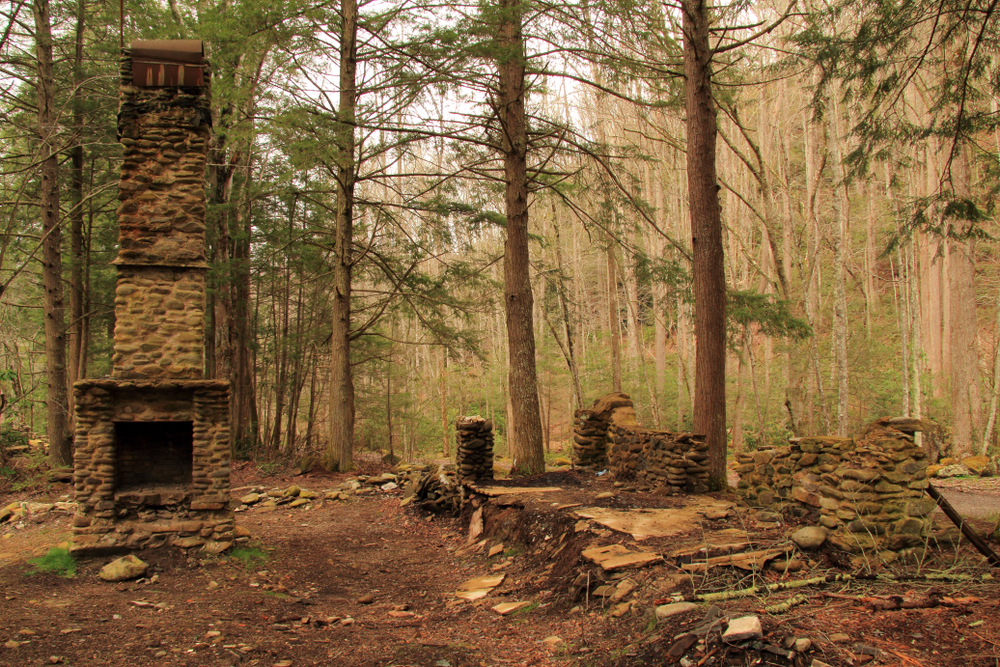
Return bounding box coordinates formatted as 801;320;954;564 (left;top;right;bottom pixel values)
498;0;544;475
949;143;981;456
684;0;727;488
68;0;86;404
34;0;70;466
606;235;622;392
824;91;850;436
328;0;358;472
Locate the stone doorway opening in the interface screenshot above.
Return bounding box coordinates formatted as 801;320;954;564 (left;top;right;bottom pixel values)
114;421;194;491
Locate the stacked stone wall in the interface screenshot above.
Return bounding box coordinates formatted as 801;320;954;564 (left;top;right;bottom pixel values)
455;416;494;481
572;392;710;494
609;427;709;494
735;418;941;562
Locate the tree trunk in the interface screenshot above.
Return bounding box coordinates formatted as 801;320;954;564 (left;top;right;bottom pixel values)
328;0;358;472
68;0;86;405
606;234;622;392
34;0;70;467
824;90;850;436
949;143;981;456
498;0;544;475
684;0;727;488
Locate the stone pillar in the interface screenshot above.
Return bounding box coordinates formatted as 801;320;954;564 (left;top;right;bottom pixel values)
455;416;494;481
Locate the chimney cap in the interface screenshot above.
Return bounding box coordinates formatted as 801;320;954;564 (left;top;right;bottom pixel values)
131;39;204;64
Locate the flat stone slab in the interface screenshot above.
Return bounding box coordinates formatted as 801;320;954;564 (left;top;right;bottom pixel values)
492;601;532;615
455;573;505;600
581;544;661;571
656;602;699;620
723;615;763;643
574;498;735;540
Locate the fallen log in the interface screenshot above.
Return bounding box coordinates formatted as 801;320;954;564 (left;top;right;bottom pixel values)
926;484;1000;567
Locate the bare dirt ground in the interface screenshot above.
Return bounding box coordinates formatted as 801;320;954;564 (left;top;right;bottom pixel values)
2;462;1000;667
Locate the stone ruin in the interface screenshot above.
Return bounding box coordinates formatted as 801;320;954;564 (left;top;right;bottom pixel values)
734;418;949;564
572;393;711;494
455;416;494;481
70;41;233;556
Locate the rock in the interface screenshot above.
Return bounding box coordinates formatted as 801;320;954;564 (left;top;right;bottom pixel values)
99;555;149;582
492;601;532;615
656;602;699;621
357;593;375;604
173;536;205;548
595;492;615;500
288;498;309;508
962;456;990;475
552;457;572;466
829;633;851;643
298;489;318;499
722;616;762;643
610;602;631;617
756;511;782;523
790;526;827;550
769;559;804;573
283;485;301;498
794;638;812;652
203;541;232;555
4;640;19;649
936;464;972;478
239;493;260;505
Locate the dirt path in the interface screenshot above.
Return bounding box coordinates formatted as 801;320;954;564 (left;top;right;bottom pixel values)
0;494;599;667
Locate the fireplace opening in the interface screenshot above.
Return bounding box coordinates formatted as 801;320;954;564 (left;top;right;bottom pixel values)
114;421;194;491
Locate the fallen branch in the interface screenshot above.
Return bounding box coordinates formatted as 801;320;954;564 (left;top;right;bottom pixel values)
926;484;1000;567
860;594;981;611
690;574;854;602
762;593;807;614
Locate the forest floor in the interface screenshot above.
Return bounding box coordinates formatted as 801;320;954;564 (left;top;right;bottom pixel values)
1;460;1000;667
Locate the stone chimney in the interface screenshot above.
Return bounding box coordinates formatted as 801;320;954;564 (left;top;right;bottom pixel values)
113;39;211;380
70;42;235;557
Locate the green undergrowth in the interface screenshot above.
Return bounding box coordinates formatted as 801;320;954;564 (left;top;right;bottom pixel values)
230;545;270;569
26;547;76;578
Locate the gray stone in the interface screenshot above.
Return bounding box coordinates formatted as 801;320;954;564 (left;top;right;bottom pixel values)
790;526;827;550
722;615;763;643
655;602;699;621
99;555;149;582
936;464;971;478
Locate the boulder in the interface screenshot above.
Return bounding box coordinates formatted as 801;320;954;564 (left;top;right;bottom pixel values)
99;555;148;582
790;526;827;550
961;456;990;476
936;464;972;478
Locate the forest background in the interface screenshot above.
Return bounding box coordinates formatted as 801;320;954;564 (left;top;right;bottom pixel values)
0;0;997;475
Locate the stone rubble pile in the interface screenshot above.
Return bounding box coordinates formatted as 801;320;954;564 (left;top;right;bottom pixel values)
455;416;494;481
401;468;470;513
734;418;947;563
609;428;710;494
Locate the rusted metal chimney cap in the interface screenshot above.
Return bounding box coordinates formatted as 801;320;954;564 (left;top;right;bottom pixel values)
131;40;203;64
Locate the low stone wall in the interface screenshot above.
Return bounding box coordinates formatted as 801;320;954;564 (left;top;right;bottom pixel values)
571;393;636;468
455;416;494;481
735;418;940;563
572;392;710;494
609;427;710;494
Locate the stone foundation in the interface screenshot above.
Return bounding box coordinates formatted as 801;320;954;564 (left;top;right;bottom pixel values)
455;416;494;481
735;418;942;562
571;393;636;468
